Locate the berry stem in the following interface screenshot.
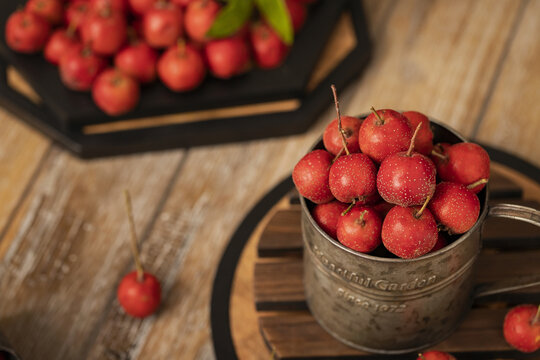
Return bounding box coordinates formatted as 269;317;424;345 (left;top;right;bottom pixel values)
66;21;78;37
370;106;384;125
124;190;144;283
331;85;349;156
415;194;432;219
532;304;540;325
355;210;368;227
341;199;356;216
177;38;186;56
437;224;449;233
332;147;344;163
406;123;422;157
467;178;488;190
100;3;112;17
418;354;426;360
431;149;447;160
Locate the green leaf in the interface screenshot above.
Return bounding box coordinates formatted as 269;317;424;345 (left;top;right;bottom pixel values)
255;0;294;45
207;0;254;39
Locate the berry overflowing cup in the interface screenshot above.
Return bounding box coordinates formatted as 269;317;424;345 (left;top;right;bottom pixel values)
294;85;540;354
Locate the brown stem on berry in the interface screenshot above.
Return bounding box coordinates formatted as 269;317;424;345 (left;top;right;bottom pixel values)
431;149;447;161
341;199;356;216
331;85;350;156
532;304;540;325
66;20;78;38
332;147;344;163
111;72;123;87
415;194;432;219
177;38;186;56
124;190;144;283
81;45;92;57
467;178;488;190
370;106;384;125
418;354;426;360
437;224;449;233
354;210;368;227
406;123;422;157
100;3;112;18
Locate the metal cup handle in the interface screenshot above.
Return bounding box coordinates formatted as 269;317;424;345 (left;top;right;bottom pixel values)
474;203;540;298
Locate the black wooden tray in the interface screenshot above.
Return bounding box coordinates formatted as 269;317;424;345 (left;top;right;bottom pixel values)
0;0;371;158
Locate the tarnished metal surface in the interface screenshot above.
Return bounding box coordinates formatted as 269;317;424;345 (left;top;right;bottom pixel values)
301;122;540;354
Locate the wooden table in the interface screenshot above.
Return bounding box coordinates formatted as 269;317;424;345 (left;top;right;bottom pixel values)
0;0;539;359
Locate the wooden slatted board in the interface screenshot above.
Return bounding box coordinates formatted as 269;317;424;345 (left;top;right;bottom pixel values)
226;163;540;360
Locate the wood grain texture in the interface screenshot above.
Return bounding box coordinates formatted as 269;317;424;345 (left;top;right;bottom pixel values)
259;308;519;359
0;147;184;360
83;130;331;359
0;109;49;242
0;0;539;359
230;198;292;360
475;0;540;167
345;0;522;138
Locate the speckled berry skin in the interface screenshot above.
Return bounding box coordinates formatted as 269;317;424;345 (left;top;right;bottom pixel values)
312;201;348;239
429;182;480;234
436;142;490;193
503;304;540;353
402;111;434;156
337;206;382;253
358;109;413;163
382;206;438;259
293;150;334;204
377;151;436;207
323;116;362;155
328;153;377;203
416;350;457;360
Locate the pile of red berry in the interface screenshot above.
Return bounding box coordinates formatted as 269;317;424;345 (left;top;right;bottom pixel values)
4;0;314;115
293;86;490;259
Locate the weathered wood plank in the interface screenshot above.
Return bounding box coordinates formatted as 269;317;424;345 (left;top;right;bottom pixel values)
345;0;522;139
260;311;364;358
230;199;292;360
257;208;302;258
0;0;536;358
83;126;334;359
475;0;540;168
259;308;525;359
255;260;306;311
0;146;184;360
0;109;50;244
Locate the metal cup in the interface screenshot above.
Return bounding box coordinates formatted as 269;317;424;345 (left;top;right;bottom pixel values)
301;120;540;354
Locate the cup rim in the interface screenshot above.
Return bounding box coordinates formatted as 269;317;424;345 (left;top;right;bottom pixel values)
300;117;490;263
